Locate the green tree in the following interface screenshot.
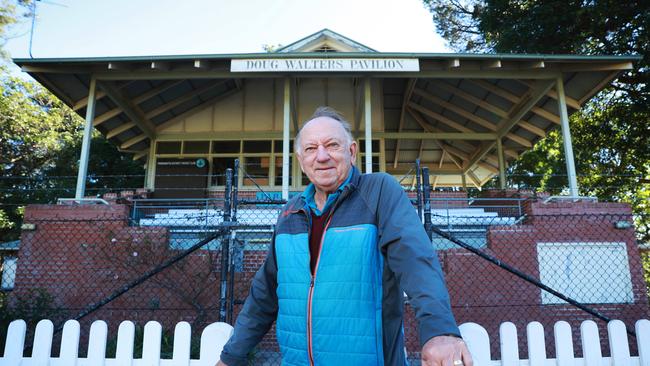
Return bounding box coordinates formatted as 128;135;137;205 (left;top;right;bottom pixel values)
0;73;81;238
0;73;145;241
423;0;650;241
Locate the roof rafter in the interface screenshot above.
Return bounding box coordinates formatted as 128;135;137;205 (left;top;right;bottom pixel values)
97;81;155;138
467;79;561;124
144;80;227;120
433;80;508;118
120;134;147;149
413;87;497;131
412;87;532;147
444;80;544;137
463;79;555;174
378;132;495;140
579;70;621;104
155;82;241;132
132;149;148;160
73;81;135;111
518;79;580;109
106;122;136;139
408;102;472;132
467;170;482;188
407;107;474;171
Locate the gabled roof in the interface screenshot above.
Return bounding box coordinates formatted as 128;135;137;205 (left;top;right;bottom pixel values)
275;28;377;53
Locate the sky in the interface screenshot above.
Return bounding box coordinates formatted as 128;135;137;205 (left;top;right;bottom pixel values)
4;0;450;62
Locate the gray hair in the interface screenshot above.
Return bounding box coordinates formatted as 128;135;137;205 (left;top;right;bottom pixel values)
294;106;355;155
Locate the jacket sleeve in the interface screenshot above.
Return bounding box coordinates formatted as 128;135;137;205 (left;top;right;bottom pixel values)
220;234;279;366
374;174;461;346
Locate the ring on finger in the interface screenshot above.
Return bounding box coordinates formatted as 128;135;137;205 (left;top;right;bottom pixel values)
453;360;464;366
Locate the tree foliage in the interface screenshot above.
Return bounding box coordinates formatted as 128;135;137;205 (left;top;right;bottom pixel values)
423;0;649;241
0;74;145;241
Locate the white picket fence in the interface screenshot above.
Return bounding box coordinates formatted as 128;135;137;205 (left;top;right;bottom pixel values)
0;318;649;365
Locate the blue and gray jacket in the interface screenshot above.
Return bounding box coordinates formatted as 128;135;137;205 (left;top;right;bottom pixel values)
221;166;459;366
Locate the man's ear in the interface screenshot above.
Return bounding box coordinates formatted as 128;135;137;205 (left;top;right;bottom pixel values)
296;153;306;173
349;140;358;163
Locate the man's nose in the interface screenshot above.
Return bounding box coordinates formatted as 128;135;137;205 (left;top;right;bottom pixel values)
315;145;330;161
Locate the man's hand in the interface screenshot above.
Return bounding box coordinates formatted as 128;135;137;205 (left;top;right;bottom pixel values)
421;335;473;366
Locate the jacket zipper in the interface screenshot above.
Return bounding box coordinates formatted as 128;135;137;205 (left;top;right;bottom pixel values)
307;214;333;366
304;184;353;365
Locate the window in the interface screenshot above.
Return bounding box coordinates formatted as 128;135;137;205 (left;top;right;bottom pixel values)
1;256;17;290
156;139;298;188
183;141;210;154
157;141;182;154
362;156;381;172
274;140;293;153
537;242;633;304
358;139;380;153
212;141;240;154
243;157;270;186
274;156;293;186
243;140;272;153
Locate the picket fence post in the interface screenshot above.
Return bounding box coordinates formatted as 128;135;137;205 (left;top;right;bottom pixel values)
636;319;650;366
580;320;603;366
499;321;519;366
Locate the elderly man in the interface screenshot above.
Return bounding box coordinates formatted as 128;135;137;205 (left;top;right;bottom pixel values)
218;107;472;366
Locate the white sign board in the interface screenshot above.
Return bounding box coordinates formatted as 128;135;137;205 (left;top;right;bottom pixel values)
231;58;419;72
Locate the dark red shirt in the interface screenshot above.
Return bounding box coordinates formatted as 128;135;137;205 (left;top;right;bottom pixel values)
309;210;329;274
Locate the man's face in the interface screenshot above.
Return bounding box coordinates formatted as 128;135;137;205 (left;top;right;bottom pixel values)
297;117;357;194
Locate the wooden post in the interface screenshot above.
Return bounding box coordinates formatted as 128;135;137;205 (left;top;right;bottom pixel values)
497;138;506;189
282;78;291;200
556;76;579;197
364;78;372;173
75;77;97;199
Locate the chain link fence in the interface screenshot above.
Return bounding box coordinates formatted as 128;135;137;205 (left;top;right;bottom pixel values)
0;166;648;363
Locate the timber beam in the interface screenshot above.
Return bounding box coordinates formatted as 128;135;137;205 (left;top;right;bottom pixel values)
120;134;148;149
72;80;134;111
144;80;227;119
407;108;494;173
467;79;561;124
106;122;136;139
378;132;496;140
155;84;241;132
463;79;555;174
98;81;155;138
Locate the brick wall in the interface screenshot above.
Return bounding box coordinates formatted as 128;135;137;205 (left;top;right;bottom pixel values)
14;204;223;334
